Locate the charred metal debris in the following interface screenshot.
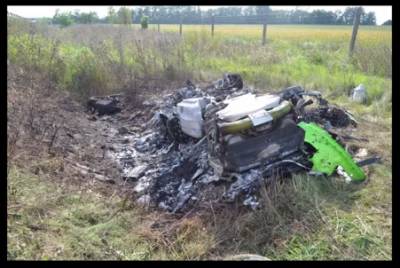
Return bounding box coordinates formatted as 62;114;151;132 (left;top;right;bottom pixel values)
90;73;380;213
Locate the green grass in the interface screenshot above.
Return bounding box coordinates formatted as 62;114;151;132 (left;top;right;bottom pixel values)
265;166;392;260
7;164;217;260
8;162;391;260
7;24;391;100
7;21;392;260
7;165;147;260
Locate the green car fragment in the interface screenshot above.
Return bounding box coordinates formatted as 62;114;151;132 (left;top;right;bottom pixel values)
298;122;365;181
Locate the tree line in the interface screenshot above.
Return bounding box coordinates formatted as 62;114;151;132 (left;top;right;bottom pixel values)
51;6;379;27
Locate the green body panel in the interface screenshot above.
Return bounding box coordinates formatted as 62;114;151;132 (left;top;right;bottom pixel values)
298;122;365;181
219;100;292;134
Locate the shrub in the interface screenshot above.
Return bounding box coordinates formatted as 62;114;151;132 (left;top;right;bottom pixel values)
141;16;149;30
53;10;74;28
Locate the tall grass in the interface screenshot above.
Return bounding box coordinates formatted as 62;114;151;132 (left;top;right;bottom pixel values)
8;22;193;100
8;21;391;104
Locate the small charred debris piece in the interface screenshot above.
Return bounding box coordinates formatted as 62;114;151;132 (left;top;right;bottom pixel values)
87;94;122;116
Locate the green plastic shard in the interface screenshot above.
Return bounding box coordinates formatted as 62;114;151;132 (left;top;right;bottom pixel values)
298;122;365;181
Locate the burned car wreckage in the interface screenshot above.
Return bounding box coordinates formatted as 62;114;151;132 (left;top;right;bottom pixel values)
88;74;379;213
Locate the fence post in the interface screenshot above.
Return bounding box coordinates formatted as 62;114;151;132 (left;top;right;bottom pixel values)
262;18;267;45
158;23;160;32
211;15;215;37
349;7;362;57
179;16;183;36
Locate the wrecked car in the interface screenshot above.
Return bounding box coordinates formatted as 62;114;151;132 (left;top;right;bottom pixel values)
99;74;379;213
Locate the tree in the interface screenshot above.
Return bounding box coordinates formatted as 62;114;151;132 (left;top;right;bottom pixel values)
71;10;80;22
340;7;365;25
135;8;143;23
53;9;100;25
334;10;344;24
309;9;336;24
113;6;377;26
117;7;133;25
79;11;98;24
362;11;376;25
255;6;271;16
290;9;309;24
141;15;149;29
53;9;73;27
382;19;392;25
143;6;151;17
243;6;256;16
107;7;117;24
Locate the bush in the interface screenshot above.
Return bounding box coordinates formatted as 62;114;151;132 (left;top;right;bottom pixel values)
53;11;74;27
140;16;148;30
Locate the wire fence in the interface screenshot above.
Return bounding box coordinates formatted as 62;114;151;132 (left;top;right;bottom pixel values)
146;14;324;46
146;13;367;48
7;12;391;78
144;14;391;78
143;14;356;25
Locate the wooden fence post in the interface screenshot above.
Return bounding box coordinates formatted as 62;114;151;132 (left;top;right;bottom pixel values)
349;7;362;57
158;23;160;32
262;14;267;45
211;15;215;37
179;16;183;36
262;24;267;45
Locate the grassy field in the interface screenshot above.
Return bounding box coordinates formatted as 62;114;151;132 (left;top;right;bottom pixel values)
150;24;391;42
7;21;392;260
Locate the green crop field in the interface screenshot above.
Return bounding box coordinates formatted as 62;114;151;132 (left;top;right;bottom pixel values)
7;20;392;260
